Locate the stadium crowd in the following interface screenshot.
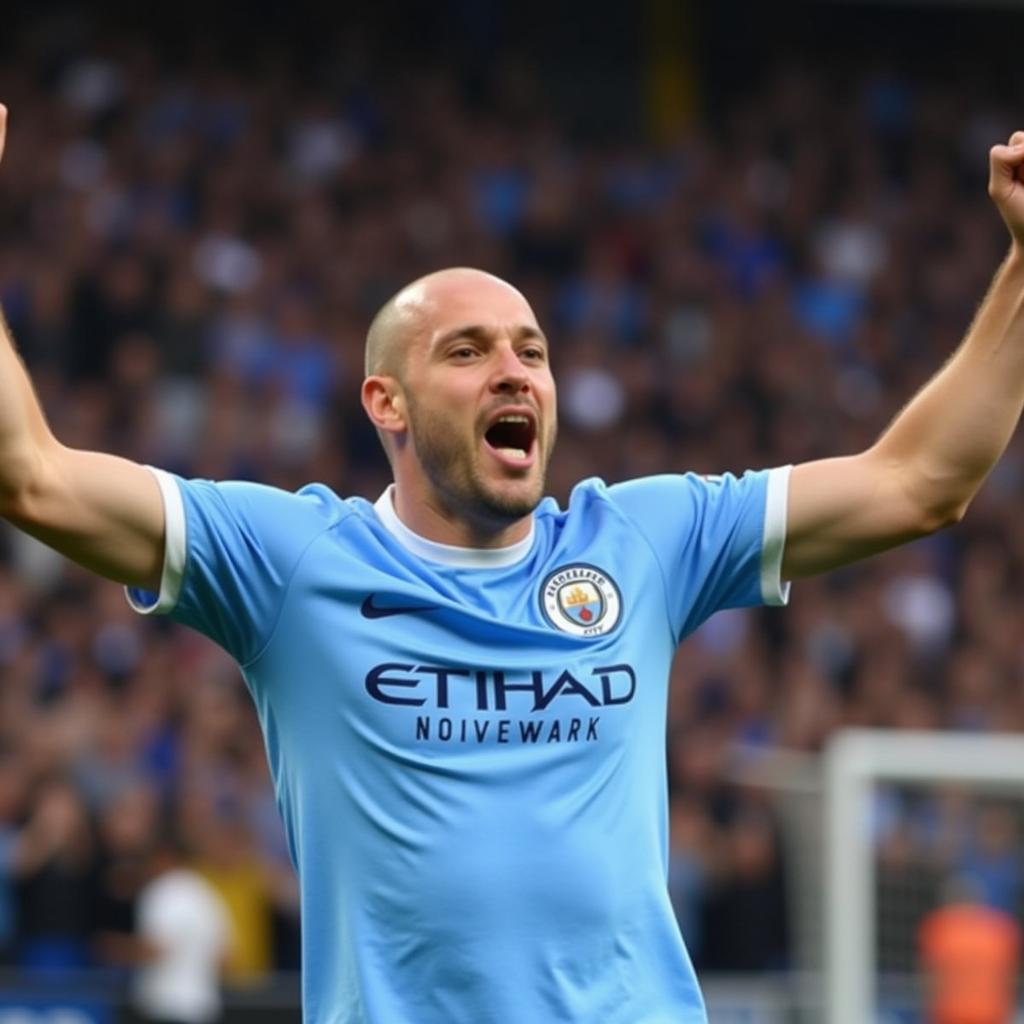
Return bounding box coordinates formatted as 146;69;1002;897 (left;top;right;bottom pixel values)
0;18;1023;984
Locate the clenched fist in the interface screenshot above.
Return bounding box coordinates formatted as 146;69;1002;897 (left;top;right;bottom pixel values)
989;131;1024;246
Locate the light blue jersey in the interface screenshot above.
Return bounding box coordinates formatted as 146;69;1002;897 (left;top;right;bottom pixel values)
128;467;790;1024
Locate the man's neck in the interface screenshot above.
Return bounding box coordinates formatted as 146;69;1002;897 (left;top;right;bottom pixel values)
390;486;533;550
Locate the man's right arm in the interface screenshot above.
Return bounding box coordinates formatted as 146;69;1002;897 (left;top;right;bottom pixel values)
0;305;165;591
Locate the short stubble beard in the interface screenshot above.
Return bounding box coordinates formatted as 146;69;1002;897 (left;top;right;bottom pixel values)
405;395;554;529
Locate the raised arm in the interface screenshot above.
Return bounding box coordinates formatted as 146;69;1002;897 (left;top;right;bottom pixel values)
0;106;164;590
783;133;1024;580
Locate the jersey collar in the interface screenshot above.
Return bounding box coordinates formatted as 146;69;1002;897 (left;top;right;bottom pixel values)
373;486;535;569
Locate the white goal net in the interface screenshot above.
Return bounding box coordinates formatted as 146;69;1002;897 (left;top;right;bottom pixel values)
824;729;1024;1024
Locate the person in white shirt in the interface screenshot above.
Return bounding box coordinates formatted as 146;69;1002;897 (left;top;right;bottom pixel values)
131;835;231;1024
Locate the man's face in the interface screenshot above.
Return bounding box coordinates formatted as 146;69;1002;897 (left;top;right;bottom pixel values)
397;275;557;529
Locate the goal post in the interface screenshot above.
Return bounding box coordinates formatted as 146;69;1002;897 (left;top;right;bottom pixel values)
824;729;1024;1024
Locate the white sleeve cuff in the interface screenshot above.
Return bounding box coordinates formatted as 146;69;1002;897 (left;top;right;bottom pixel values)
761;465;792;607
124;467;187;615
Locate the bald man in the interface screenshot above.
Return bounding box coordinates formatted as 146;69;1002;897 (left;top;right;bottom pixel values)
6;99;1024;1022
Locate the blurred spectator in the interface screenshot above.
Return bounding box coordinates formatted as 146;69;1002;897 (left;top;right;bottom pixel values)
179;785;294;985
92;780;160;953
919;876;1021;1024
956;805;1023;919
875;819;943;975
0;751;29;962
698;803;789;972
106;825;231;1024
15;777;96;970
668;795;712;963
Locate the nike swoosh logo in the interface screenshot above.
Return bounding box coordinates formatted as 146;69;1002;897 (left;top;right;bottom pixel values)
360;595;440;619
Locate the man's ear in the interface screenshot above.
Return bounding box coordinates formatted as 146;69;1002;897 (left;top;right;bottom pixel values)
361;376;407;436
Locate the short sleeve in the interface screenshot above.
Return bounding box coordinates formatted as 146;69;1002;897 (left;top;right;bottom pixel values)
125;468;342;665
606;467;791;640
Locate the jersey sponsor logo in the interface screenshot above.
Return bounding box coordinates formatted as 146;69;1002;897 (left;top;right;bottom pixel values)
360;594;440;619
365;662;635;710
365;662;636;746
540;563;622;637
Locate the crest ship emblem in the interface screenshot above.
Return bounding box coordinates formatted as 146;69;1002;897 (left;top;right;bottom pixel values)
540;564;622;637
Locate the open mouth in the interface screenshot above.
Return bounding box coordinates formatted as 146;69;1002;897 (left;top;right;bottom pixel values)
483;412;536;462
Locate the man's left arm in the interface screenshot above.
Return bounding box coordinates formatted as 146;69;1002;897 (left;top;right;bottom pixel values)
784;133;1024;579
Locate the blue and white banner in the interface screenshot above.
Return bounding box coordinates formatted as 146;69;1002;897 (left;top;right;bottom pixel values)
0;997;111;1024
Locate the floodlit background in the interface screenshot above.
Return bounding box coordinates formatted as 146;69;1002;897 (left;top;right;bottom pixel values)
2;1;1024;1020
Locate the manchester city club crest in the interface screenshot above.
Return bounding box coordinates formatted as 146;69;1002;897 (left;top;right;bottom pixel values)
540;563;622;637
